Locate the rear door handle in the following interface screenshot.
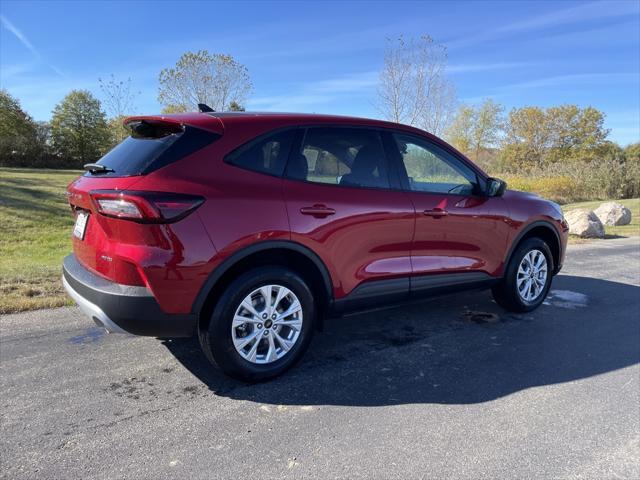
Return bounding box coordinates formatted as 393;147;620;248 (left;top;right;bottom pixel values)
300;205;336;218
423;208;448;218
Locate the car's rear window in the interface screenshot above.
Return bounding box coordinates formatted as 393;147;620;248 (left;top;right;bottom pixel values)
85;125;219;177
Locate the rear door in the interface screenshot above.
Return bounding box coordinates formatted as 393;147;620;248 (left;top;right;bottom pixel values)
387;132;509;290
283;126;415;305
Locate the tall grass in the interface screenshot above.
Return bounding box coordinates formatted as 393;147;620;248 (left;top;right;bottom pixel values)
497;157;640;204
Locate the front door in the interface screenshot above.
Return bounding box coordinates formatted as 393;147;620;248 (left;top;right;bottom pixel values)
283;126;415;304
388;132;509;289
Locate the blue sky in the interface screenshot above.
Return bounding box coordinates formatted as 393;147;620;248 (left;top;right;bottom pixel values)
1;0;639;144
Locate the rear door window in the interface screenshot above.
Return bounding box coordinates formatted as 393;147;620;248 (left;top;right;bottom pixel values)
286;127;390;189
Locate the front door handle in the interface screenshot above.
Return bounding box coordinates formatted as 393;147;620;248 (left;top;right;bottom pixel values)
300;205;336;218
423;208;448;218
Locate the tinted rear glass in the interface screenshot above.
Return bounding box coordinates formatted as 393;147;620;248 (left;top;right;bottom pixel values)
85;126;219;177
225;129;295;177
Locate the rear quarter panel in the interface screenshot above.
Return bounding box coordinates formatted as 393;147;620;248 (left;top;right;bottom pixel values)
132;135;291;312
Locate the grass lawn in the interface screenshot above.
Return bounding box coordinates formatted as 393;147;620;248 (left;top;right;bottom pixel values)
0;167;81;313
561;198;640;240
0;167;638;313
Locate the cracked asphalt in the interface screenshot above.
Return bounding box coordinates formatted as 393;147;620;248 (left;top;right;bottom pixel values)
1;238;639;479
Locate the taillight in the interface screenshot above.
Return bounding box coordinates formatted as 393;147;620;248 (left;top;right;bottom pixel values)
96;198;144;219
90;190;204;223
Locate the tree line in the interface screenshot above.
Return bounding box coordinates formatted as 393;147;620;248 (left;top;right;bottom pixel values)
0;50;250;168
446;100;638;171
1;38;638;191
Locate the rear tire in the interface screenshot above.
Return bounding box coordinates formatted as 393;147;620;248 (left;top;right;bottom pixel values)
199;266;315;382
492;237;553;313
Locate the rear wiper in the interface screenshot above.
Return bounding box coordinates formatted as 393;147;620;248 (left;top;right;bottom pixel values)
83;163;114;174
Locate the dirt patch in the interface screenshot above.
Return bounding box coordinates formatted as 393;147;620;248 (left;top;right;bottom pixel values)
462;311;501;324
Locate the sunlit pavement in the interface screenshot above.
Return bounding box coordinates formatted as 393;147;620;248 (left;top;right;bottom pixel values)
1;238;638;479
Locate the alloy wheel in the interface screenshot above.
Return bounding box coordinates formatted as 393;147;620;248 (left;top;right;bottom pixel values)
516;249;548;303
231;284;303;364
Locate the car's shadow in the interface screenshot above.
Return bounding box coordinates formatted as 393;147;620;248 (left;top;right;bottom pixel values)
161;274;639;406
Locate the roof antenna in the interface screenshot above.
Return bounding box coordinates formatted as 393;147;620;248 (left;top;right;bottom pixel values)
198;103;215;113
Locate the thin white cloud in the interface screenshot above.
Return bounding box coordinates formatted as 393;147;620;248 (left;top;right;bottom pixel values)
0;62;34;80
311;71;378;93
250;94;334;111
461;73;640;106
249;71;378;111
533;19;640;48
448;0;640;48
0;14;64;76
494;0;638;35
448;62;536;74
501;73;639;90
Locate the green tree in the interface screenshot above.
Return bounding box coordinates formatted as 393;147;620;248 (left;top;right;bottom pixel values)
161;104;188;114
472;99;504;161
158;50;252;112
228;101;245;112
446;104;474;155
446;99;504;173
624;143;640;163
50;90;111;167
0;89;41;166
107;116;129;147
501;106;552;171
623;143;640;198
546;105;609;162
501;105;610;171
447;99;503;161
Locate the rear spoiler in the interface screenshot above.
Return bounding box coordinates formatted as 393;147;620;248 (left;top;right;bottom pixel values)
123;113;224;135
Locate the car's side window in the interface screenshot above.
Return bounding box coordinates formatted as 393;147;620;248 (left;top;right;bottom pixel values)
226;129;295;176
393;133;477;195
286;127;390;189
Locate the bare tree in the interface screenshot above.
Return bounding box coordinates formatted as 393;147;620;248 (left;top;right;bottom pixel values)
158;50;252;112
376;35;456;136
98;75;139;143
98;74;139;119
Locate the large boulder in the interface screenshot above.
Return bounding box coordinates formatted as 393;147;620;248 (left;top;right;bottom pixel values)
565;208;605;238
594;202;632;226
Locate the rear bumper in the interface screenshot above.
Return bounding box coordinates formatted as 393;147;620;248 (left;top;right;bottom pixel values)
62;254;196;337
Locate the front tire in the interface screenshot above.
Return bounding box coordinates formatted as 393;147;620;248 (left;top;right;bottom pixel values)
492;237;553;313
199;266;316;381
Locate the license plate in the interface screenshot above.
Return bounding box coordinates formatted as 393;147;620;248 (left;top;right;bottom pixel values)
73;212;89;240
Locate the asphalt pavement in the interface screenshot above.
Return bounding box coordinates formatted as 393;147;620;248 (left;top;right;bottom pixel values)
1;238;639;479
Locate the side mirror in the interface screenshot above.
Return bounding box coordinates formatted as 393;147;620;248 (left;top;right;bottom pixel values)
486;177;507;197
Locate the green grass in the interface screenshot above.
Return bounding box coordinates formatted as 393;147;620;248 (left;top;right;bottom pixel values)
561;198;640;239
0;167;81;313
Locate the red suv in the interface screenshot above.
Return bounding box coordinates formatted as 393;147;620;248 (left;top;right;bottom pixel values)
63;112;568;380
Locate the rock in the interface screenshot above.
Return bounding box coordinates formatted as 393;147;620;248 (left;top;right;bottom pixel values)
593;201;632;226
565;208;605;238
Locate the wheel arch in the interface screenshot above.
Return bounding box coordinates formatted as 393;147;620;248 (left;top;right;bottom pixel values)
193;241;334;332
505;221;562;274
